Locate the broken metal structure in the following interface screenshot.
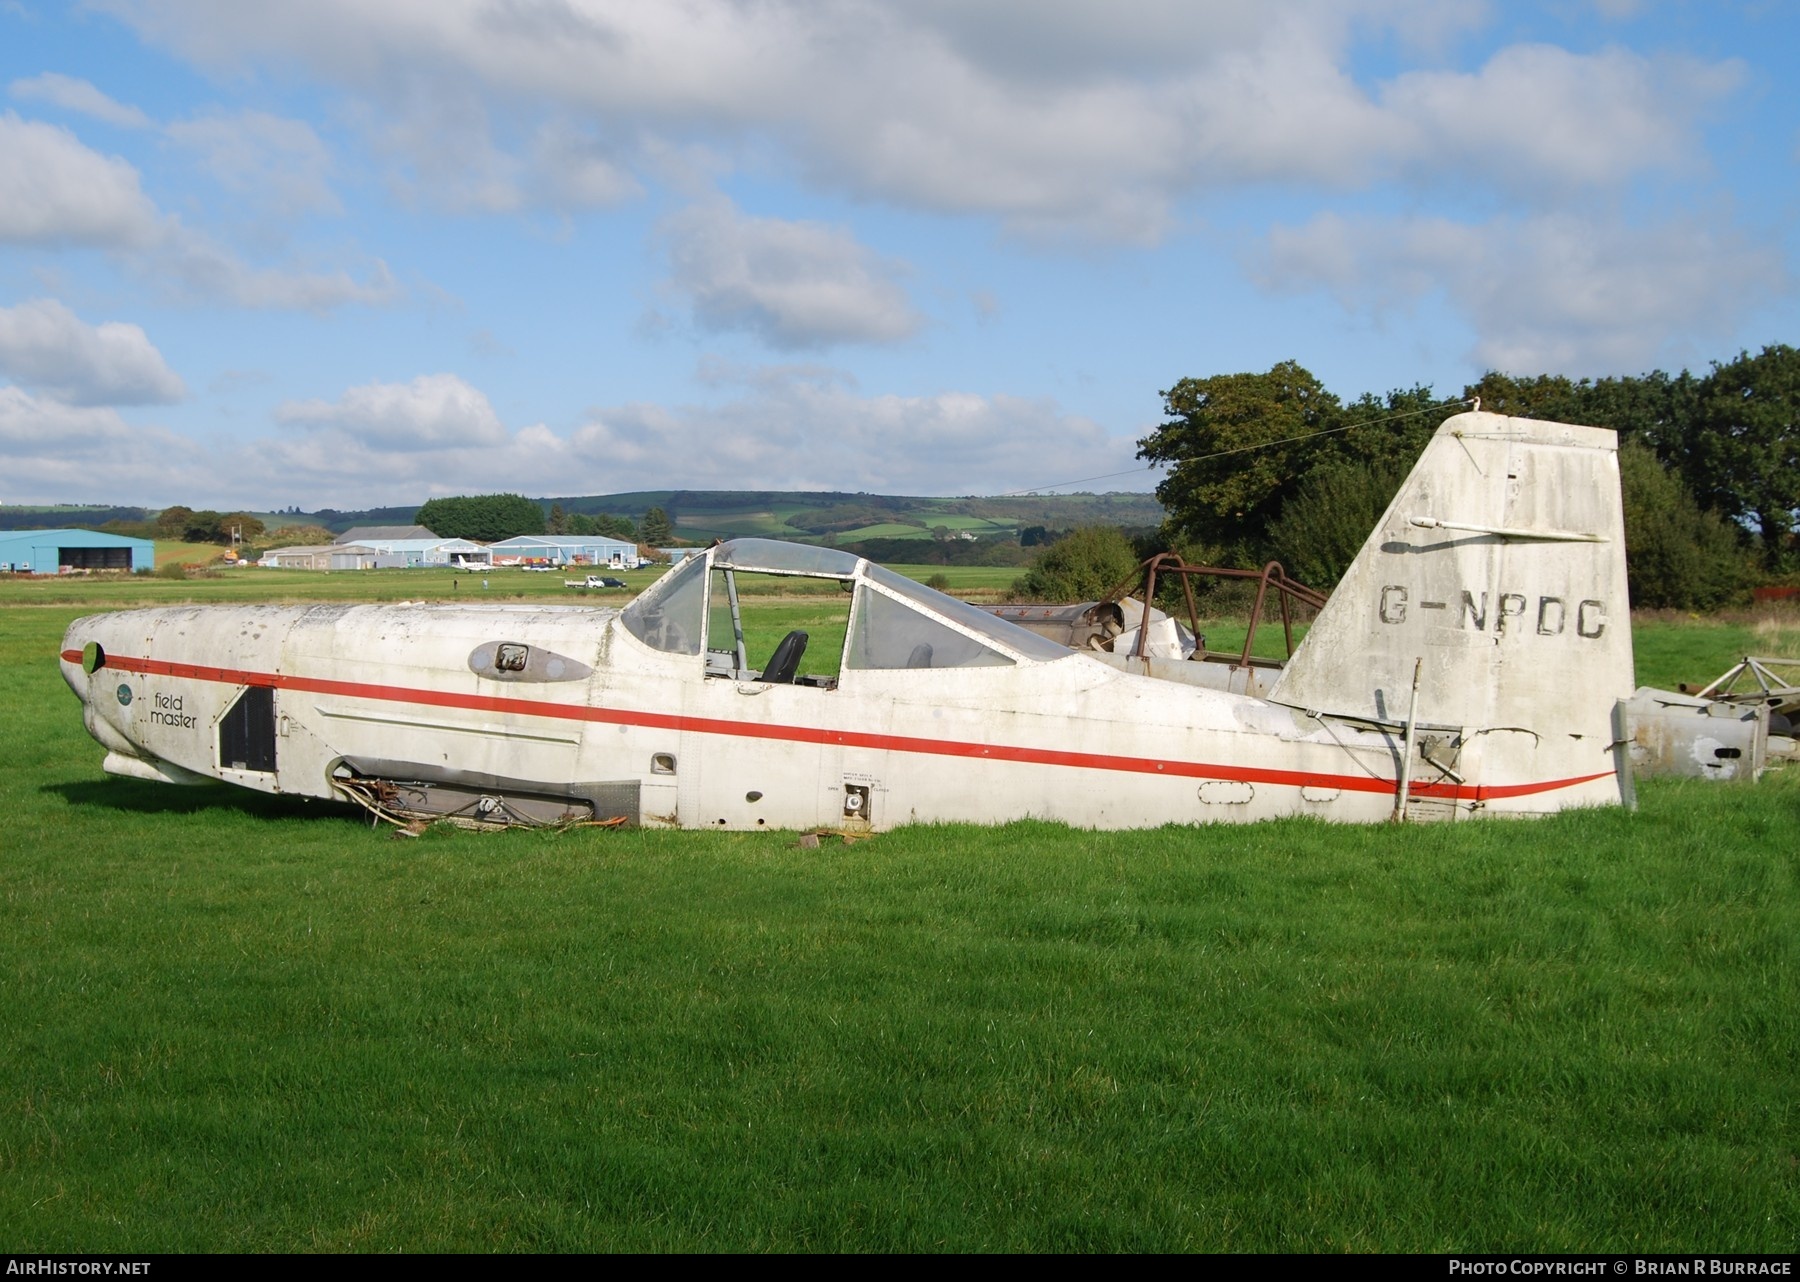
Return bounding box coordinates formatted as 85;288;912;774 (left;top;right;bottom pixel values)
988;555;1329;702
1624;655;1799;780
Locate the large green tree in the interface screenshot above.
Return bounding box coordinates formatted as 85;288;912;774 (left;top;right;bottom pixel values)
1461;369;1704;461
1265;457;1411;588
1617;439;1751;609
414;493;547;542
1137;361;1339;551
1690;345;1800;569
1011;526;1141;603
154;505;195;538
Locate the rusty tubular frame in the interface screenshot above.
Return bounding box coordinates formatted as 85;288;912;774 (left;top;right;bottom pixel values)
1102;553;1329;666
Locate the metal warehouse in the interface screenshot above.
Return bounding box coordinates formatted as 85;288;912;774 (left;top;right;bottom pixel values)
0;528;154;574
335;526;490;568
488;535;639;567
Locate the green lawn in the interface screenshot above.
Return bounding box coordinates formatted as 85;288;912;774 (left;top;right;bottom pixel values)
2;583;1796;1251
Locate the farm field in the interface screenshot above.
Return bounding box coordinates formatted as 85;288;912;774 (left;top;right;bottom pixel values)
2;579;1796;1251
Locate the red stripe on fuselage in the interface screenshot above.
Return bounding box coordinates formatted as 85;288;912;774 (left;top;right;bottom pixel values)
64;649;1615;803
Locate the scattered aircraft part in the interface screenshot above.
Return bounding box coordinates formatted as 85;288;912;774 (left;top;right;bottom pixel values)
1691;655;1800;724
981;598;1196;660
1624;688;1770;780
981;601;1129;652
61;411;1639;830
988;554;1327;675
1115;555;1326;668
1622;655;1800;780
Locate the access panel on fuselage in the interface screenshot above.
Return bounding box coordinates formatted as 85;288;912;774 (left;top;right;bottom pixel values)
218;686;277;773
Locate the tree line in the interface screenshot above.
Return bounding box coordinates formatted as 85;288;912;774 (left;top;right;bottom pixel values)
411;494;653;544
1132;345;1799;610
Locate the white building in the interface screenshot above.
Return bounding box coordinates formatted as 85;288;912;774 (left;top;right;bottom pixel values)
336;526;490;568
260;543;381;570
488;535;640;568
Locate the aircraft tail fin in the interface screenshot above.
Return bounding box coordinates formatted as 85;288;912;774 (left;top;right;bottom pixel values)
1266;410;1633;811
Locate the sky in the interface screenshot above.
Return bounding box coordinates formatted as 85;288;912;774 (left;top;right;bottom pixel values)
0;0;1795;512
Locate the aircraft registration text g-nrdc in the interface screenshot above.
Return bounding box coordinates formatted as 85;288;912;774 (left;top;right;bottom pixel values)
1379;587;1608;638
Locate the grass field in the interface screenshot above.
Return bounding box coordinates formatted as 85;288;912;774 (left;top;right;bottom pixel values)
2;578;1796;1251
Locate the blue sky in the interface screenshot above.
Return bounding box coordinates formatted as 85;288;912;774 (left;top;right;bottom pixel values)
1;0;1795;510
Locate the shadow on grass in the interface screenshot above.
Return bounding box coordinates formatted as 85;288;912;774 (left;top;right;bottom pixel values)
46;776;362;825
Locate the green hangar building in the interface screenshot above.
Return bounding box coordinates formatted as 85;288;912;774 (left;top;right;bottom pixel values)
0;528;154;574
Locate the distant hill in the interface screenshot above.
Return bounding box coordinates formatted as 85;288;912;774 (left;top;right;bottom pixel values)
302;490;1166;542
0;504;152;531
548;490;1166;543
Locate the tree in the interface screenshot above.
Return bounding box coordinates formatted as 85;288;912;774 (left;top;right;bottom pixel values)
640;507;674;546
1461;372;1588;422
1617;439;1751;609
1137;361;1339;552
1691;345;1800;570
1266;457;1411;589
414;494;547;542
547;503;568;535
1011;526;1140;602
155;505;195;539
218;513;266;545
264;524;338;547
182;510;223;542
1462;368;1705;464
1303;385;1443;483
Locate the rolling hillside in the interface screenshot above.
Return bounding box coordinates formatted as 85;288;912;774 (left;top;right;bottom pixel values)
307;490;1166;543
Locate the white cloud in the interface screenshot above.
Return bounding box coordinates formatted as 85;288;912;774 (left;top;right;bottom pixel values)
0;385;137;449
0;110;398;309
0;386;201;503
0;343;1142;505
661;199;922;348
275;373;508;449
1378;44;1741;193
0;298;185;405
0;112;159;246
562;365;1134;495
356;84;529;214
192;364;1140;507
153;227;400;309
91;1;1732;241
528;119;642;209
8;72;151;128
166;110;341;215
1259;210;1788;373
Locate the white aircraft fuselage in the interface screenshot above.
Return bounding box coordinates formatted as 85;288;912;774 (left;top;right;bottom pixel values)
60;412;1636;830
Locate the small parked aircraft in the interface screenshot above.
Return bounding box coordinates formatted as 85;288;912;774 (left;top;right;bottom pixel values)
61;409;1636;830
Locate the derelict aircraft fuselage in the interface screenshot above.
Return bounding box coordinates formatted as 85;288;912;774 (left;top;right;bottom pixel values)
61;412;1636;830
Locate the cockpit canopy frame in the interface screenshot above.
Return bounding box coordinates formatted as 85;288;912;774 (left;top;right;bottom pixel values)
620;538;1072;679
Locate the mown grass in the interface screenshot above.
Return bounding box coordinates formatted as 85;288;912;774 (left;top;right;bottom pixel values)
2;589;1796;1251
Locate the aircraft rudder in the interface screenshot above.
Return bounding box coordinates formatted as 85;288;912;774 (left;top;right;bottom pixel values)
1269;411;1632;803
